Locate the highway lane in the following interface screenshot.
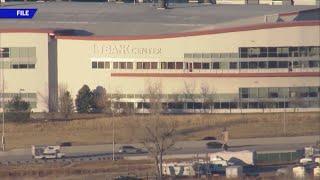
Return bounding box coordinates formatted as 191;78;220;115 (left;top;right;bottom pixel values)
0;135;318;163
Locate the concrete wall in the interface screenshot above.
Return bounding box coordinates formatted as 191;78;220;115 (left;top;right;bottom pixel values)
0;32;50;112
56;24;320;98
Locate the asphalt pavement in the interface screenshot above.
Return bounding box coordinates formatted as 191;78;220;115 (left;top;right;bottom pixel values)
0;135;319;163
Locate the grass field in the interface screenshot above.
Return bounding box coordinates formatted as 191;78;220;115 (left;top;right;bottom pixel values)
2;112;320;150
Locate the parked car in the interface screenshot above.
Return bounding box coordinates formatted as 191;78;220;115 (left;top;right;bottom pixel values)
118;145;142;154
206;142;229;150
201;136;217;141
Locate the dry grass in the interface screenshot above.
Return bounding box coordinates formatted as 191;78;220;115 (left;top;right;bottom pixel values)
2;112;320;150
0;159;154;179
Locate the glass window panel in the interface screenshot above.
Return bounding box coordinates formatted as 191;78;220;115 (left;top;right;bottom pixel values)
137;62;143;69
150;62;157;69
249;62;258;69
278;87;289;98
268;61;278;68
258;88;268;98
279;61;289;68
229;62;238;69
105;62;110;69
258;61;268;69
249;88;258;98
167;62;175;69
240;62;248;69
161;62;167;69
212;62;220;69
248;48;260;58
293;61;301;68
143;62;151;69
268;47;277;57
98;62;104;69
309;61;320;68
91;62;97;69
277;47;289;57
28;64;35;69
220;62;229;69
19;64;28;69
240;48;248;58
119;62;126;69
176;62;183;69
113;62;118;69
202;63;210;69
289;47;299;57
193;62;201;69
260;47;268;57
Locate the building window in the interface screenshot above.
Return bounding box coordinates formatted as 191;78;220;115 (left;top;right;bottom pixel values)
0;48;9;58
92;62;97;69
249;62;258;69
161;62;167;69
202;63;210;69
279;61;289;68
268;61;278;68
137;62;143;69
212;62;220;69
167;62;175;69
151;62;158;69
229;62;237;69
19;64;28;69
258;61;267;69
268;47;277;57
176;62;183;69
309;60;320;68
120;62;126;69
28;64;35;69
193;63;201;69
240;62;248;69
98;62;104;69
143;62;151;69
113;62;118;69
240;88;249;98
105;62;110;69
127;62;133;69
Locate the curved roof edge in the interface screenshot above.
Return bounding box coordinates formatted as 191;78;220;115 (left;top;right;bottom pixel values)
55;20;320;41
0;28;55;34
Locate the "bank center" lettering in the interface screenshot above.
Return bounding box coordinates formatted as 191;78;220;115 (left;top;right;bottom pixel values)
93;44;162;55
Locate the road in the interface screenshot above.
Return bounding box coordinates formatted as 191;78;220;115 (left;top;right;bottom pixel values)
0;135;319;163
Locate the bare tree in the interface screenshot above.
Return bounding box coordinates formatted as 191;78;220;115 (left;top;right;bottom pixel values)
182;81;197;113
58;85;74;119
138;82;177;179
200;83;215;113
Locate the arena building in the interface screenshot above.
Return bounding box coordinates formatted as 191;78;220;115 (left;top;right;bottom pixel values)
0;3;319;113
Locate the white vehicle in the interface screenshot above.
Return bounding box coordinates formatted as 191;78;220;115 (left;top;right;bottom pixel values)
208;150;256;166
32;145;65;159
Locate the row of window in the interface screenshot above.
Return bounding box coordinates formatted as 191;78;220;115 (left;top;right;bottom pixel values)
11;64;35;69
136;100;319;110
0;47;36;58
240;87;320;99
92;60;320;70
1;93;37;99
239;46;320;58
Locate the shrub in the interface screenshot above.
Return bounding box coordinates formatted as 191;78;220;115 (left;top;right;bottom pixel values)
5;96;30;112
91;86;107;113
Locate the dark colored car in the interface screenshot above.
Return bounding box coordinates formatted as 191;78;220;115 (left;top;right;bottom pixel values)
118;145;142;154
202;136;217;141
114;175;142;180
206;141;229;150
60;142;72;147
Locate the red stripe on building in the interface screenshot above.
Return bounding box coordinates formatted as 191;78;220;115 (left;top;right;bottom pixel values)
111;72;320;78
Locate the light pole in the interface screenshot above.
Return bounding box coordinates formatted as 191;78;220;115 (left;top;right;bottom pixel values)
0;46;5;151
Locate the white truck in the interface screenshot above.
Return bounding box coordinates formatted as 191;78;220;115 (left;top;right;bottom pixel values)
32;145;65;159
208;150;256;166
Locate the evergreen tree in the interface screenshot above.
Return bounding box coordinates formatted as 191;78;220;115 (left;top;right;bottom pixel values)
6;95;30;112
91;86;107;113
75;85;92;113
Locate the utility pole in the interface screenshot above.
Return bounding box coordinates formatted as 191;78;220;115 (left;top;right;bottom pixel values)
283;94;286;136
0;44;5;151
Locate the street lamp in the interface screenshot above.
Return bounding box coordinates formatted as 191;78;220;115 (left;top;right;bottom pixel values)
0;47;5;151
